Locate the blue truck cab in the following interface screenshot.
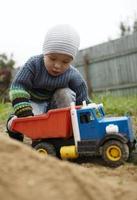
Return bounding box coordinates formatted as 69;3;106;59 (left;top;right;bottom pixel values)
77;104;134;141
71;102;136;167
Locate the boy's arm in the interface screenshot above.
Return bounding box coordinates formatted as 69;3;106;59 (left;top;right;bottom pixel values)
9;60;35;117
69;69;91;105
74;81;91;105
9;86;34;117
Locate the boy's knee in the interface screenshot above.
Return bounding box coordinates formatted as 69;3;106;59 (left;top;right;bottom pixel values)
52;88;76;108
55;88;75;98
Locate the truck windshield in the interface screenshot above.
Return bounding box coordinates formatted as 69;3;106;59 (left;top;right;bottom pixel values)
94;107;105;118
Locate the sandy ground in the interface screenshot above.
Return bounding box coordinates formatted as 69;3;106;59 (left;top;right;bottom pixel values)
0;121;137;200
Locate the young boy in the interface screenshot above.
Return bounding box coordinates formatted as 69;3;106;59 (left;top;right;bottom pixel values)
7;24;91;141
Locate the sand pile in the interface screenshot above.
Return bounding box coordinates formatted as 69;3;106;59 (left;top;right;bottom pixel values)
0;135;137;200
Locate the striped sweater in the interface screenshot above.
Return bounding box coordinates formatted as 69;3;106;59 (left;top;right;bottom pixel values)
10;54;90;117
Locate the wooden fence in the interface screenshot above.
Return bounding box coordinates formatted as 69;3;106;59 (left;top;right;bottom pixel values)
74;32;137;96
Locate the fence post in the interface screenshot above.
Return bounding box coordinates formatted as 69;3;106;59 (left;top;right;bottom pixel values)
84;54;93;98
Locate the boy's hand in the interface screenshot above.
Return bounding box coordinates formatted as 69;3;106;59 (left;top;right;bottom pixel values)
7;116;17;131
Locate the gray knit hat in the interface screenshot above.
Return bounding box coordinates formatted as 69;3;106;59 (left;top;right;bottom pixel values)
42;24;80;59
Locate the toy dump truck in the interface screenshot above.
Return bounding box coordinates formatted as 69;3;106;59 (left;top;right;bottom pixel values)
10;102;136;167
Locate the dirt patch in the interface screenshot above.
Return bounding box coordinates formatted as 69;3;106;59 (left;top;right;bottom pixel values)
0;121;137;200
0;121;6;135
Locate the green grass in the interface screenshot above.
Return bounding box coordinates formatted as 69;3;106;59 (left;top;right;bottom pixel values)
92;94;137;116
0;103;13;121
0;95;137;121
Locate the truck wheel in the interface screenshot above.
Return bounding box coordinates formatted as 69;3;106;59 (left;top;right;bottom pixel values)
102;140;129;167
34;142;56;157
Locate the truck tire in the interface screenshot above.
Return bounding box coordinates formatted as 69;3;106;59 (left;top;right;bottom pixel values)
34;142;56;157
102;140;129;167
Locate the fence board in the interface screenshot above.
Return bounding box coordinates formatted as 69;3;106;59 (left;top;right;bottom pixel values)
74;32;137;96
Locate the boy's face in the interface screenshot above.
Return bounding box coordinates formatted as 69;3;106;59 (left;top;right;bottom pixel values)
44;53;73;76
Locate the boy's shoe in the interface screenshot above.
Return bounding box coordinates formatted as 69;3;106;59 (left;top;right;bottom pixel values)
6;114;24;142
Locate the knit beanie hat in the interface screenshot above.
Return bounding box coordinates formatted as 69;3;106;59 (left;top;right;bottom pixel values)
42;24;80;59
